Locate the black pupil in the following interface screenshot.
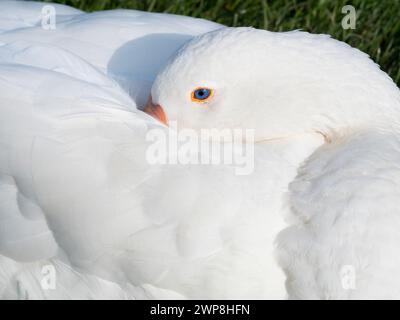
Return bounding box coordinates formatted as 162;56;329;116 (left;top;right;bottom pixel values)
197;89;207;99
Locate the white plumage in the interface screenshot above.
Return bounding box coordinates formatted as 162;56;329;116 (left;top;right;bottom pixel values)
1;0;400;300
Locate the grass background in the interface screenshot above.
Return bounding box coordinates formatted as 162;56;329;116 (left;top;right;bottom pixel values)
44;0;400;86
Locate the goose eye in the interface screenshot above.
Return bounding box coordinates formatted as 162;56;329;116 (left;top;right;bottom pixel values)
191;87;213;102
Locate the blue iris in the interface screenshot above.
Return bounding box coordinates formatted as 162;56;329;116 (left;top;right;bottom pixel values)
193;88;211;100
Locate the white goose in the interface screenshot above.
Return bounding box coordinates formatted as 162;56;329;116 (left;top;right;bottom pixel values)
1;1;400;300
148;27;400;299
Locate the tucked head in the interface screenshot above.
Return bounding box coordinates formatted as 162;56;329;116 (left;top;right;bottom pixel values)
145;27;400;141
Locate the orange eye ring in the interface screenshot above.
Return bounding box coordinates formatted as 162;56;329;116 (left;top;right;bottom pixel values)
191;87;213;102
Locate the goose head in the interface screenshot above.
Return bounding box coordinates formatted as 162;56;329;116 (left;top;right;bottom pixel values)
145;27;400;142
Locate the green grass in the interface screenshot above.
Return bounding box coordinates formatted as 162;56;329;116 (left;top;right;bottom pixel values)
44;0;400;86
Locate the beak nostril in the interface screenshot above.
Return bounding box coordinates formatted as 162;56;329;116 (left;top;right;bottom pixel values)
144;95;168;126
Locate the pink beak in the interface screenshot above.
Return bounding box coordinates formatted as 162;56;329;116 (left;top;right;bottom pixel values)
144;96;168;125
